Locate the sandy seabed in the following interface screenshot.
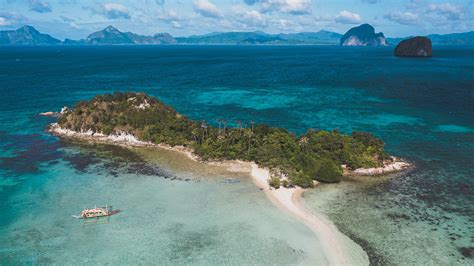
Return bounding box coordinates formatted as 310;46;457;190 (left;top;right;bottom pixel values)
49;123;412;265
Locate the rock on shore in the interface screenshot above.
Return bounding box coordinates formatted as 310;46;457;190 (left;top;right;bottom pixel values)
350;157;411;175
394;36;432;57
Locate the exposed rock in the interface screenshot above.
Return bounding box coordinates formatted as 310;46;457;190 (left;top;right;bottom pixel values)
394;36;432;57
40;106;68;116
340;24;387;46
39;111;56;116
348;157;411;176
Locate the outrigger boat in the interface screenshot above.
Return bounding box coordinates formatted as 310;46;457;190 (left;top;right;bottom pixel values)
72;205;120;219
222;178;240;184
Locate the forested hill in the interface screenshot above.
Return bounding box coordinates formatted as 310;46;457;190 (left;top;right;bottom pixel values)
57;92;391;186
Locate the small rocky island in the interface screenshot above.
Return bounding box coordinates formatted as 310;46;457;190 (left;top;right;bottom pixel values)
394;36;432;57
50;92;409;188
340;24;387;46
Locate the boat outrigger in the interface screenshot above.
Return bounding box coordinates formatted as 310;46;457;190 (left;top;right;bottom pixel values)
72;205;120;219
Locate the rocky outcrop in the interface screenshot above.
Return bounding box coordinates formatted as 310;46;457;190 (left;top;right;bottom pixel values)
394;36;432;57
39;106;69;117
340;24;387;46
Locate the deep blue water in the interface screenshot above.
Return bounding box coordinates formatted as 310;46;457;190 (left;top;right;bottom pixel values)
0;45;473;264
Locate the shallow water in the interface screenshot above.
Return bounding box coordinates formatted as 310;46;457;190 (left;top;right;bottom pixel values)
1;45;473;264
1;142;327;264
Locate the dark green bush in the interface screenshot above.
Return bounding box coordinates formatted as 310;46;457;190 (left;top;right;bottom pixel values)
314;158;343;183
289;173;314;188
102;125;113;135
269;177;281;189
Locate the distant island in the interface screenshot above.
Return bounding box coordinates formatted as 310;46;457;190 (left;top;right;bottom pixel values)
0;25;60;45
1;25;473;46
340;24;387;46
395;36;433;57
63;25;176;45
48;92;410;188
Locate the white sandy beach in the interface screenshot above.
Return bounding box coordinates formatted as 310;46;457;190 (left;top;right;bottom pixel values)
249;164;369;265
49;123;415;265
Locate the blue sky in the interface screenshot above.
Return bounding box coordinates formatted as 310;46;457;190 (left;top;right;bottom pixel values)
0;0;472;39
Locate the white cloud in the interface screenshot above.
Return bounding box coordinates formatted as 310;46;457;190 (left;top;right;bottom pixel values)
59;16;81;29
171;21;182;29
28;0;52;13
193;0;222;18
0;12;28;27
253;0;312;15
335;10;362;24
384;11;419;25
400;1;470;32
232;7;266;27
0;17;11;26
85;3;130;20
101;3;131;19
362;0;379;3
426;3;464;21
157;10;182;21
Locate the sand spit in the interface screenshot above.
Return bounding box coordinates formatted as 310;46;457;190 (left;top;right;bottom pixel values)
50;123;417;265
249;164;369;265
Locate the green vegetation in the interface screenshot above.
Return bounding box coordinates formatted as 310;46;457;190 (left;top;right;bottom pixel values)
269;177;281;189
58;92;391;186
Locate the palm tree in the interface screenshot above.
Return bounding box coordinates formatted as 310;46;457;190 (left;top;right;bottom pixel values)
217;119;222;136
299;136;308;153
201;120;208;142
235;120;243;137
191;128;200;143
246;128;254;157
223;120;227;135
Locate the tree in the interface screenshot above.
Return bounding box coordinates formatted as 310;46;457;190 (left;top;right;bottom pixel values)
299;136;308;153
245;128;253;157
269;176;281;189
314;158;343;183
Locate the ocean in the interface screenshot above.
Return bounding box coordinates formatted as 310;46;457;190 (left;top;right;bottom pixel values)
0;45;473;264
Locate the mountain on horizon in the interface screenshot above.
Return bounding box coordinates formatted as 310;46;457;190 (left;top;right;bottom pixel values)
176;30;343;45
278;30;343;44
387;31;474;46
0;25;60;45
0;25;473;46
65;25;177;45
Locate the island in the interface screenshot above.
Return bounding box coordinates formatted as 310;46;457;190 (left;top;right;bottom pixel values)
0;25;60;45
2;25;473;46
394;36;433;57
65;25;177;45
48;92;410;264
50;92;409;185
340;24;387;46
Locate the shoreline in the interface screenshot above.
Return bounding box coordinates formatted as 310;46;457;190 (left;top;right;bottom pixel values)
249;164;369;265
48;123;412;265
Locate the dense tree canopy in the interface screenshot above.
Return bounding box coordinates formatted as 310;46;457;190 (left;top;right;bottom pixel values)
58;92;391;187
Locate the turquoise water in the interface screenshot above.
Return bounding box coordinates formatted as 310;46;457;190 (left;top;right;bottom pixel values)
1;45;473;264
1;143;327;264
